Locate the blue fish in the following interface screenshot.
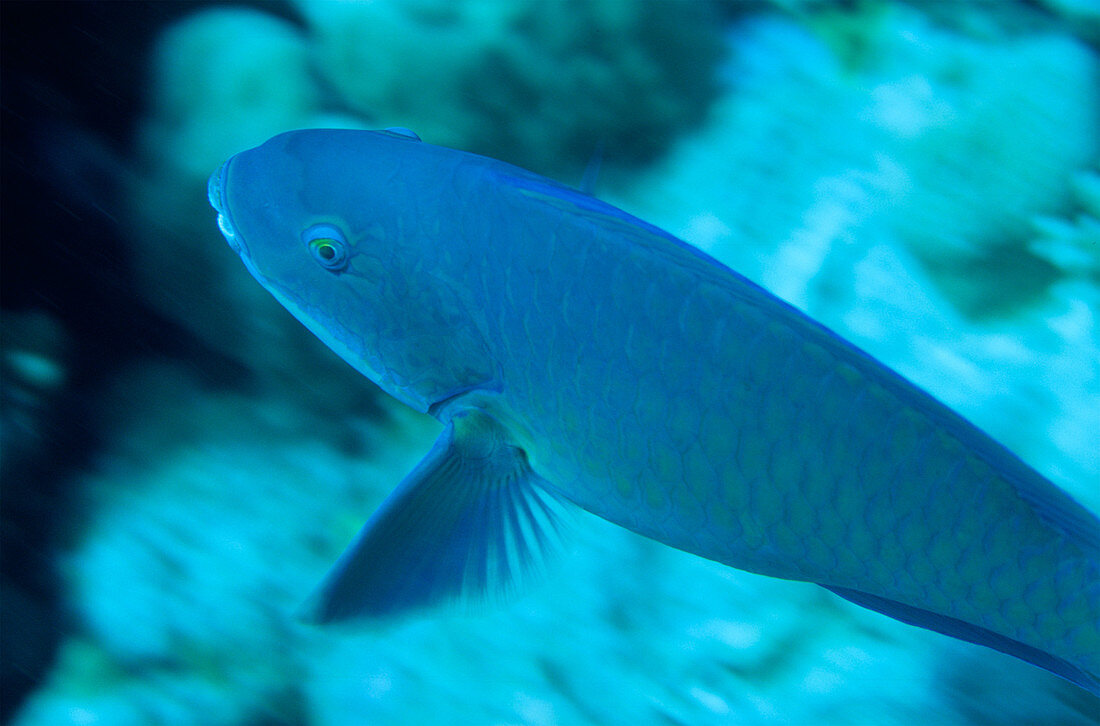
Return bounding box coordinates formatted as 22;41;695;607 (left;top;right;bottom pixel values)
208;128;1099;695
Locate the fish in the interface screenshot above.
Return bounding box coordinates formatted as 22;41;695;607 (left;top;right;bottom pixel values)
208;128;1099;696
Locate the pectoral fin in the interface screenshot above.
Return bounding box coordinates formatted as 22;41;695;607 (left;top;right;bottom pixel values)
303;410;567;623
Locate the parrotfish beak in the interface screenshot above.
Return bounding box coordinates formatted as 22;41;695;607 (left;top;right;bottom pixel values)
208;158;246;258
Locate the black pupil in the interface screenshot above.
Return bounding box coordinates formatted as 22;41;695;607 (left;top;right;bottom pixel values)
318;242;336;260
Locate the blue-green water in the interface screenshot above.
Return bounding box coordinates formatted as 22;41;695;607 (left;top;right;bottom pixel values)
2;1;1098;724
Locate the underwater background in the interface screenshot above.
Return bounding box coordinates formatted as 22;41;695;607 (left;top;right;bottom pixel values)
2;1;1099;724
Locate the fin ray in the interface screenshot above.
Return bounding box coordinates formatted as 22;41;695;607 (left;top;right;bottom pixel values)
303;412;568;622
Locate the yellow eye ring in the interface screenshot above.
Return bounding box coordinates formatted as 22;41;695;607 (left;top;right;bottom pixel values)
304;224;349;272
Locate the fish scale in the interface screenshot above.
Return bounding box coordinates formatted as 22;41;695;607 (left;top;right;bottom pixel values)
210;128;1099;695
480;145;1098;687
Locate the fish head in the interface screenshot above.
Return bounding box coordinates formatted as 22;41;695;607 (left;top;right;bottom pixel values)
208;128;497;414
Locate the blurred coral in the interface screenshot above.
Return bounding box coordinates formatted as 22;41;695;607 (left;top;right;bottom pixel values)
8;1;1099;724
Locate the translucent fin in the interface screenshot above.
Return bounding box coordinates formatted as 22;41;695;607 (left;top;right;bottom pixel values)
578;140;604;195
823;586;1100;697
381;127;421;142
302;411;568;623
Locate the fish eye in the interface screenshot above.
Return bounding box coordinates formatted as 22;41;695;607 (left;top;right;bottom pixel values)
304;224;349;272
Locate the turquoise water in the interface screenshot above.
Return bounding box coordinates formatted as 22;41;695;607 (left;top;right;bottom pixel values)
2;1;1098;724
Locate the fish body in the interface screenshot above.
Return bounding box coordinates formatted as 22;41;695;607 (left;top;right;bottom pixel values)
209;128;1099;695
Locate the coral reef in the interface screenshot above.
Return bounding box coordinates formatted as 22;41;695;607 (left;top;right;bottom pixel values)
15;367;1045;726
7;1;1099;724
297;0;724;177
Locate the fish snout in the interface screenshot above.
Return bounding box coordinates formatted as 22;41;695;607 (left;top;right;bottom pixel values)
207;159;246;257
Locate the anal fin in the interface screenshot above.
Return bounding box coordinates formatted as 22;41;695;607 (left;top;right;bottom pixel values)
823;585;1100;696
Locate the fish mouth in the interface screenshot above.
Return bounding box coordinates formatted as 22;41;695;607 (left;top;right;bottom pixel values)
207;158;247;257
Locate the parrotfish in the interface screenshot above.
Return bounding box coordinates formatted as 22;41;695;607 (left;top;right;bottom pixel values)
208;128;1099;695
